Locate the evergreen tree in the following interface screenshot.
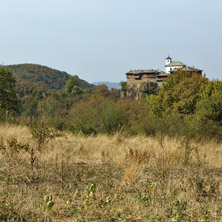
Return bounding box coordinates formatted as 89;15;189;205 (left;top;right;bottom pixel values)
0;67;19;113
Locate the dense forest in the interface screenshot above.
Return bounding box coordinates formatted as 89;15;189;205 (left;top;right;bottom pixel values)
1;64;222;141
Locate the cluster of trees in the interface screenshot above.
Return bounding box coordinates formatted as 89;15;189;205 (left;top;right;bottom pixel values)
1;65;222;141
147;70;222;140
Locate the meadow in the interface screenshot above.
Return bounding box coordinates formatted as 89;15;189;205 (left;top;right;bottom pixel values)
1;124;222;221
2;51;222;222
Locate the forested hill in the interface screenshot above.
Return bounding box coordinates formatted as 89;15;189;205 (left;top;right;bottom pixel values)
6;64;95;90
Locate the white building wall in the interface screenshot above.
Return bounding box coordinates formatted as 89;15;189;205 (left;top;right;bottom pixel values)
166;65;183;74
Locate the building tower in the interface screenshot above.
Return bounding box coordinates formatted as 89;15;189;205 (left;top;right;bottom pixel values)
166;55;172;66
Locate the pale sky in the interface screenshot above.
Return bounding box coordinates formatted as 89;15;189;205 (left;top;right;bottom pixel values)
1;0;222;82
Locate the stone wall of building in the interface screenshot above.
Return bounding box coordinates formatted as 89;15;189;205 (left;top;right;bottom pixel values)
126;75;158;88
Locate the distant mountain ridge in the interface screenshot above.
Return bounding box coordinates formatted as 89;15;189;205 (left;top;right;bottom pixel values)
93;81;121;90
6;64;95;91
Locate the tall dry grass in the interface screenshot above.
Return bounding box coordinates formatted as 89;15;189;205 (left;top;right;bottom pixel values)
1;123;222;167
1;124;222;221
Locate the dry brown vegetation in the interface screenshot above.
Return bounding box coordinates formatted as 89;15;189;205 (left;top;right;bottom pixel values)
1;124;222;221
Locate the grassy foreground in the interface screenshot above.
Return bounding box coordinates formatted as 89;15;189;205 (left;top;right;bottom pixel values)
1;125;222;221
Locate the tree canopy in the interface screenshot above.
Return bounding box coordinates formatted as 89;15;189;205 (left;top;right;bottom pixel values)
0;67;19;114
146;70;208;117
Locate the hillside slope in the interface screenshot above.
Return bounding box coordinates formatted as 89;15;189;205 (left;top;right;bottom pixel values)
7;64;95;90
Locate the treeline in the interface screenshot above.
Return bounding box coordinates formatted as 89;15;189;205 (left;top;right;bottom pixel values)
1;66;222;141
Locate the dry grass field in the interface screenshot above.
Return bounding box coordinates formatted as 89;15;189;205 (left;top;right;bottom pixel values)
1;124;222;221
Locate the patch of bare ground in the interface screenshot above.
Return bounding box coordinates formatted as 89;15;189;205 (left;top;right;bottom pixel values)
1;124;222;221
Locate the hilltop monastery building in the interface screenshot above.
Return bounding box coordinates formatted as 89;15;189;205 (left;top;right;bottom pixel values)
126;56;202;87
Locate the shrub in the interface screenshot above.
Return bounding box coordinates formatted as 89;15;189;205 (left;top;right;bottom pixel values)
69;98;127;135
29;121;64;150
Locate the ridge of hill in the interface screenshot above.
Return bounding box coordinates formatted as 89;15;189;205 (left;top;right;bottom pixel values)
6;64;95;91
93;81;121;90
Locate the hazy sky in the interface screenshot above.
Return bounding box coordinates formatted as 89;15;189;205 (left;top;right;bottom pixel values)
1;0;222;82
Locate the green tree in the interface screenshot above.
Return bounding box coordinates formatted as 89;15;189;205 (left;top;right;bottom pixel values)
186;80;222;140
65;76;80;94
146;70;208;117
71;86;83;95
194;80;222;122
142;82;158;96
0;67;19;113
120;81;127;91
